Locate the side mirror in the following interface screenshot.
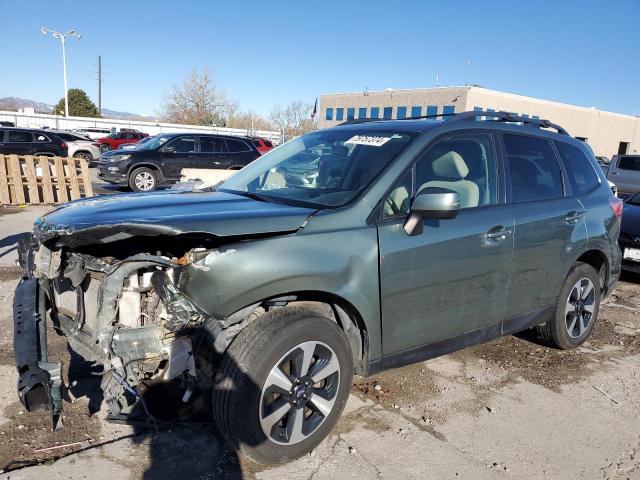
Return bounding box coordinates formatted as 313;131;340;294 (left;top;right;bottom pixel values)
404;187;460;236
163;145;176;154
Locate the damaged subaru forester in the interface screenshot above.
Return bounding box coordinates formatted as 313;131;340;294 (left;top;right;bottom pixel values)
13;111;622;464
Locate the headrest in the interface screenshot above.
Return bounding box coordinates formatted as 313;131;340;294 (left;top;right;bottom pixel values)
432;151;469;179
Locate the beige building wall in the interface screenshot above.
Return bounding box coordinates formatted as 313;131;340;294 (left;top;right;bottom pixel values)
319;86;640;157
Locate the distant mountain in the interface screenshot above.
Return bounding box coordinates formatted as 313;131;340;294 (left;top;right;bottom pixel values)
0;96;53;113
0;96;156;121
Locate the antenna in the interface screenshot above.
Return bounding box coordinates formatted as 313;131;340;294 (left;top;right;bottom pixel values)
466;60;471;85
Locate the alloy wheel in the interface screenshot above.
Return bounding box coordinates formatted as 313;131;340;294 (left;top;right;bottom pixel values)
564;278;595;339
134;171;155;191
259;340;340;445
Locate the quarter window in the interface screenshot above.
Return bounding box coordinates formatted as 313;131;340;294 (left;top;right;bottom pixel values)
554;141;600;195
504;134;563;202
382;169;412;219
415;132;498;209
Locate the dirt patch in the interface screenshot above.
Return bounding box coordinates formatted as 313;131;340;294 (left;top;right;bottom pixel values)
0;208;25;217
0;398;102;471
0;266;23;283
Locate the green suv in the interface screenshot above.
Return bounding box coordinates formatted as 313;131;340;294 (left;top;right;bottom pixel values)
13;111;622;464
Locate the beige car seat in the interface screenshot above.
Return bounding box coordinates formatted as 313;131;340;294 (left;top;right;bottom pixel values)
418;151;479;208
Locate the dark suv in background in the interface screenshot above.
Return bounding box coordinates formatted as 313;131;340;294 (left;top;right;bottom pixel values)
0;127;68;157
97;132;261;191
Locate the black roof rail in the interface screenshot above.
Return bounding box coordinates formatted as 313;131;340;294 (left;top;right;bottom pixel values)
444;111;569;135
338;110;568;135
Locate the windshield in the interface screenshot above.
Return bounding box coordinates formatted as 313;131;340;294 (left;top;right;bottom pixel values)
136;134;172;150
219;129;417;208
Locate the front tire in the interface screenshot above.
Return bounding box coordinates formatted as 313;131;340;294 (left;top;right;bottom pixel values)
73;151;92;163
129;167;158;192
100;144;111;153
535;262;601;349
212;307;353;465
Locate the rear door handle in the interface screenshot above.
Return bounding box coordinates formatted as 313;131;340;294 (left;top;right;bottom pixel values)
565;211;585;224
486;227;513;241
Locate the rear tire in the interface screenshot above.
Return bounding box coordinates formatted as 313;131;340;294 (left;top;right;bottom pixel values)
535;262;601;349
73;151;92;163
212;307;353;465
129;167;158;192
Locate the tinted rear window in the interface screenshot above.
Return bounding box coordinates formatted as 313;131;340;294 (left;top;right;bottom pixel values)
504;134;563;202
7;131;33;142
200;137;226;152
555;141;600;195
618;156;640;171
226;138;251;153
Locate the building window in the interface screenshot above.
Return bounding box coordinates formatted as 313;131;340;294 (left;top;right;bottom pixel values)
336;108;344;121
346;108;355;121
411;106;422;117
325;108;333;121
443;105;455;115
485;108;495;121
532;115;539;120
473;106;482;121
370;107;380;119
521;114;529;119
397;106;407;119
358;107;367;119
383;107;393;119
426;105;438;116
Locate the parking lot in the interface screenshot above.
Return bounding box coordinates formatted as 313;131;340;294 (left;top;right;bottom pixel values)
0;205;638;480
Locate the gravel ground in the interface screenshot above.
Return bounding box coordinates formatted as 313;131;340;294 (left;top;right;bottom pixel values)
0;206;638;480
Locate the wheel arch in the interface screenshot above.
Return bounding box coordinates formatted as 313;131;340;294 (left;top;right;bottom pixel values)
224;290;370;376
575;249;609;292
127;162;164;180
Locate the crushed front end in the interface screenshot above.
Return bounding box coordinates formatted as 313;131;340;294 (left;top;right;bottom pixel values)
13;222;224;429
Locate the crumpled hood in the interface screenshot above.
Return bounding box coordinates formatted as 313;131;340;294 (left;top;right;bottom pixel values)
35;189;316;246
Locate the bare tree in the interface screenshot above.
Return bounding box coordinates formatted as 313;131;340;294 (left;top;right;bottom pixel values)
269;100;316;139
226;110;272;134
159;68;237;126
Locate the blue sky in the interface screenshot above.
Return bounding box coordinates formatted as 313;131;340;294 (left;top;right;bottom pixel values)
0;0;638;117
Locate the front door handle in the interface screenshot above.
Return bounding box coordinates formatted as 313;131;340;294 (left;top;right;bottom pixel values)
565;211;585;224
609;171;620;175
485;227;513;241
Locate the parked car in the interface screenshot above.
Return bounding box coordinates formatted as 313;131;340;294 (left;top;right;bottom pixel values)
0;127;68;156
251;137;275;154
117;135;154;150
619;192;640;272
596;156;610;165
51;130;101;163
72;127;113;140
0;121;16;127
97;133;260;191
13;111;622;465
96;130;148;153
605;154;640;196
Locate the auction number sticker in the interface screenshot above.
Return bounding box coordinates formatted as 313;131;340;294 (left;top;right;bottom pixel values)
345;135;391;147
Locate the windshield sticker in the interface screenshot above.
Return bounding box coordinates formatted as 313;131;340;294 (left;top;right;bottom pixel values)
345;135;391;147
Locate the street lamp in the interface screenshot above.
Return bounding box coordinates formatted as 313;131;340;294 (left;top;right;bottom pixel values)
41;27;81;118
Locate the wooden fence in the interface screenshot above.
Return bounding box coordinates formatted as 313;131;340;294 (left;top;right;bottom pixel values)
0;154;93;205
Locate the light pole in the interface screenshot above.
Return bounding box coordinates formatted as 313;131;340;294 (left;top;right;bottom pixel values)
41;27;81;118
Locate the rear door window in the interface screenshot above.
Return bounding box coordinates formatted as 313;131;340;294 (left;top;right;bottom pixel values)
504;134;564;202
226;138;251;153
169;136;197;153
200;137;226;152
7;131;33;142
554;141;600;195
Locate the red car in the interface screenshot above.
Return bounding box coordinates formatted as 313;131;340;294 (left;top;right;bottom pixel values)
97;130;148;152
251;137;275;154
